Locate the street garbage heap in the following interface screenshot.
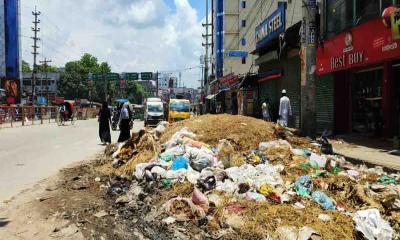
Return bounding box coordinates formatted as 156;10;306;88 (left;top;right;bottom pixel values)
106;115;400;239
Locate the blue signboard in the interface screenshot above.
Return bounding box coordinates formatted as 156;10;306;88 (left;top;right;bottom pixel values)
225;50;248;58
4;0;20;79
0;0;5;77
215;0;224;78
255;2;286;50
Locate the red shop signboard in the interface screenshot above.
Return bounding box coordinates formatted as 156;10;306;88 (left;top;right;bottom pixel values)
317;18;400;75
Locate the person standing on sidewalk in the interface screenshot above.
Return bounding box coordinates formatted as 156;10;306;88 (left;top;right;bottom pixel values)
98;101;111;144
278;89;292;127
118;102;132;142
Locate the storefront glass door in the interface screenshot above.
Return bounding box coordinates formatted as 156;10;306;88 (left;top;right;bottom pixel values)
394;65;400;137
352;68;383;136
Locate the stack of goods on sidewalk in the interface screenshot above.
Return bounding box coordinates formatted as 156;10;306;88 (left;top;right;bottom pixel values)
101;114;400;239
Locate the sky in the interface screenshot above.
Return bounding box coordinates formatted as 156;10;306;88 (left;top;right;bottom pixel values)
20;0;209;88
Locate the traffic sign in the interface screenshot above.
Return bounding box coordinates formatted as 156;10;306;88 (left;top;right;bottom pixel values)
90;73;120;81
140;72;153;80
125;72;139;80
107;73;120;81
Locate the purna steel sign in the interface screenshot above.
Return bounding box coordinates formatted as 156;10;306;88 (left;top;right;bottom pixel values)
255;2;286;50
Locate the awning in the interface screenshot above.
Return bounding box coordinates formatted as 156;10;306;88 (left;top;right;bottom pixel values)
258;69;282;83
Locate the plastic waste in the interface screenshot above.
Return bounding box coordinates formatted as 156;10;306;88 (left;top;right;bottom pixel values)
186;169;201;185
291;148;306;156
245;192;267;202
182;136;207;149
218;139;235;168
309;153;327;169
159;154;175;162
164;127;196;149
165;169;187;181
312;191;335;210
353;209;393;240
378;176;397;185
259;183;274;196
135;163;152;180
161;145;185;158
347;169;360;178
192;153;214;172
198;176;216;190
216;180;237;194
318;214;331;222
171;156;189;170
150;166;167;179
162;179;172;188
294;175;313;197
192;188;209;206
259;140;292;151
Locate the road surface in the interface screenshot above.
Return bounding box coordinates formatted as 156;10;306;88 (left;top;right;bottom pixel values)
0;119;143;202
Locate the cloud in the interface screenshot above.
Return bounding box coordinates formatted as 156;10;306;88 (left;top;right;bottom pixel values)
20;0;204;88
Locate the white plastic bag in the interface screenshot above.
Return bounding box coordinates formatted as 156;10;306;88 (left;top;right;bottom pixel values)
164;127;196;149
353;209;393;240
310;153;327;168
135;163;152;180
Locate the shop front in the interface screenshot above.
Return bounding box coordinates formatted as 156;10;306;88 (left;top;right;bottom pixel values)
317;18;400;138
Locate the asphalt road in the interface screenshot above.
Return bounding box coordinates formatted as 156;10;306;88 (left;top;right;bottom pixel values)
0;119;143;202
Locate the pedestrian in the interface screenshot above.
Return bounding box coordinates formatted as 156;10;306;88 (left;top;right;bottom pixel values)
118;102;132;142
278;89;292;127
262;101;271;121
98;101;111;144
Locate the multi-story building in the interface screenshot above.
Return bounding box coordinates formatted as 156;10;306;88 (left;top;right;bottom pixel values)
316;0;400;138
1;0;21;104
22;72;60;98
212;0;303;119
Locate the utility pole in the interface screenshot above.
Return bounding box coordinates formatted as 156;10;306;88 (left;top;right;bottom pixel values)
202;0;212;94
300;0;317;138
31;6;41;104
156;71;159;97
40;58;52;105
102;66;107;102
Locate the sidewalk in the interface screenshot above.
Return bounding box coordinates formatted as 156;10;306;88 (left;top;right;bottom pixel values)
331;140;400;171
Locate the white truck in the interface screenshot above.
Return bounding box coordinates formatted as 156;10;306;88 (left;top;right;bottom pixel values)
144;98;164;127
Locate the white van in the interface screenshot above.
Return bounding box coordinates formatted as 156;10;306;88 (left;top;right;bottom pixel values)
144;98;164;127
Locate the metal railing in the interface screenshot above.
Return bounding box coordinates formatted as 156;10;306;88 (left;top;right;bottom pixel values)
0;106;98;128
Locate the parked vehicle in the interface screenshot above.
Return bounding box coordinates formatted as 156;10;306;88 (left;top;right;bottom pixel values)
168;99;190;122
144;98;164;127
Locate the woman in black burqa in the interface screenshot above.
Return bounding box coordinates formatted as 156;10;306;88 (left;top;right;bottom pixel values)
118;102;132;142
98;101;111;144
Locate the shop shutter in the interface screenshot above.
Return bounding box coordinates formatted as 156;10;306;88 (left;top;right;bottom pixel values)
282;57;301;129
316;74;334;133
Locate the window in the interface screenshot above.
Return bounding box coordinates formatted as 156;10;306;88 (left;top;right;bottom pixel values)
241;19;246;28
241;38;246;46
325;0;399;39
241;0;246;8
242;57;246;64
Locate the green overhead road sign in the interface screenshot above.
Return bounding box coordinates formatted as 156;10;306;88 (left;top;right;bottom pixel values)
91;73;120;81
140;72;153;80
125;72;139;80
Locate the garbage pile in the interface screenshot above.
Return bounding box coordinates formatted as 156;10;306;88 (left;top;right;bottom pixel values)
103;114;400;239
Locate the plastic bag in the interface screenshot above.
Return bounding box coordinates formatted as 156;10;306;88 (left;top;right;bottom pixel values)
218;139;235;168
353;209;393;240
192;188;209;206
186;169;201;185
135;163;152;180
294;175;313;197
311;191;335;210
164;127;196;149
151;166;167;179
245;192;266;202
182;136;207;149
378;176;397;185
172;156;189;170
216;180;237;194
163;197;206;221
165;169;187;180
259;183;274;196
309;153;327;169
191;147;213;171
259;140;292;151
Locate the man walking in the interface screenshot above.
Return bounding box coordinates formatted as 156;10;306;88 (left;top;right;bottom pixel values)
278;89;292;127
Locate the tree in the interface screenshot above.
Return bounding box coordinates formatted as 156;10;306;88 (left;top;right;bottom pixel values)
22;60;31;73
37;64;58;73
